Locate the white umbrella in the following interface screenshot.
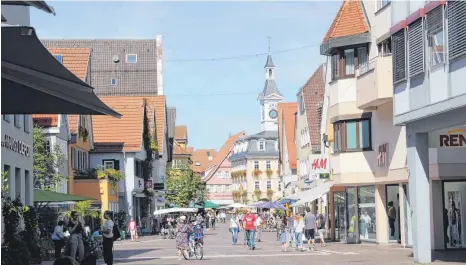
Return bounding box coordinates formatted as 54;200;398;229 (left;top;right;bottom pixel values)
153;208;198;215
226;203;250;208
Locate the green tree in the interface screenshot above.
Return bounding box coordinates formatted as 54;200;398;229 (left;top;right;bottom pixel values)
64;200;99;219
165;168;207;207
33;126;67;190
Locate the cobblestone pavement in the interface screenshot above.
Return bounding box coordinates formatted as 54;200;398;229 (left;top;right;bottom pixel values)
45;223;466;264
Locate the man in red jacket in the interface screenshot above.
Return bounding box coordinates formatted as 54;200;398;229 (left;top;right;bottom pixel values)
243;209;257;250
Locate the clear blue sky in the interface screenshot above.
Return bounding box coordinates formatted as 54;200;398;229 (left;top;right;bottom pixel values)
31;1;340;150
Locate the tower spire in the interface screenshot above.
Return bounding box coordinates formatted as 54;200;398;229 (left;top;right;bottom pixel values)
264;37;275;68
267;36;271;55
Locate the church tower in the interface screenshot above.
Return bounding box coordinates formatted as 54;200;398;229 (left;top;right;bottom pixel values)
258;40;284;132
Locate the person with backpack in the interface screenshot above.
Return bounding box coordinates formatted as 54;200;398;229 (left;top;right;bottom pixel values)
102;211;116;265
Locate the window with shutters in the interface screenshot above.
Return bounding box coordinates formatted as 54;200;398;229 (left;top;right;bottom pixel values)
448;1;466;60
408;19;425;77
103;160;115;169
392;30;407;83
427;6;445;67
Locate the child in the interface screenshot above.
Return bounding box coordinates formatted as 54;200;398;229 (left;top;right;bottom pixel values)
280;226;287;252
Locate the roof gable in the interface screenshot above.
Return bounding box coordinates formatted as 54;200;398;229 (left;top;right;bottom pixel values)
191;149;218;173
301;64;326;153
204;131;245;182
322;0;369;43
175;125;187;141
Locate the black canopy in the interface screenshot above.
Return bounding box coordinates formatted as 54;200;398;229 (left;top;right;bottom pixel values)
1;26;120;117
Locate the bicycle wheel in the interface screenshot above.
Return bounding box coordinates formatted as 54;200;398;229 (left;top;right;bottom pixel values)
182;249;190;260
194;243;203;260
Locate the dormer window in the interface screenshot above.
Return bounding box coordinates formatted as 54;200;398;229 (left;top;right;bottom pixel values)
126;54;137;63
196;162;201;166
259;141;265;151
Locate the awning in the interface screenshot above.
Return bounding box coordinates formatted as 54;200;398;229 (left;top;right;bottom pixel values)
195;201;220;209
290;181;333;207
1;26;120;117
34;189;96;203
2;1;56;15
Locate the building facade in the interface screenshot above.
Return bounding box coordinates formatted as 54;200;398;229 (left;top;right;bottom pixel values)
318;0;410;246
277;103;298;198
390;0;466;262
204;132;244;206
2;114;33;206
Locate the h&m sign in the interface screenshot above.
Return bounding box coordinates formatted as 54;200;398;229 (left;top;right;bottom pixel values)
310;155;329;174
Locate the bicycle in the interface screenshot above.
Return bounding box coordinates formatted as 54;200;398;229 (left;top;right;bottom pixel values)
183;236;203;260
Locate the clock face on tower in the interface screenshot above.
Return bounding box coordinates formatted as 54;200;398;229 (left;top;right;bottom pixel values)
269;109;278;119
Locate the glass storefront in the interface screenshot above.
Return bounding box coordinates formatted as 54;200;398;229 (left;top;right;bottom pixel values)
333;191;345;242
358;186;376;241
346;187;356;241
386;184;401;242
444;181;466;249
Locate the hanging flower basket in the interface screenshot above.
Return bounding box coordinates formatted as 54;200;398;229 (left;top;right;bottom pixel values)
266;168;273;177
267;189;274;200
240;190;248;197
253;169;262;177
241;170;247;177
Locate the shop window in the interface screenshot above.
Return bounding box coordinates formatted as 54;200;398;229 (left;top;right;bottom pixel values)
346;187;356;240
358;186;376;241
443;181;466;249
333;119;372;152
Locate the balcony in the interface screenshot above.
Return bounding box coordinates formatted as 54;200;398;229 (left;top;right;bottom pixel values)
328;77;363;123
357;56;393;110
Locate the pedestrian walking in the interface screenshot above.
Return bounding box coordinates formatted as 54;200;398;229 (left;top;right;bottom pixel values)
255;214;262;242
175;216;190;261
52;221;66;259
102;211;114;265
128;217;137;242
243;209;257;250
211;212;216;230
317;213;326;247
304;207;317;251
229;214;239;245
276;214;283;240
287;213;295;247
67;211;85;262
279;226;288;252
294;214;305;251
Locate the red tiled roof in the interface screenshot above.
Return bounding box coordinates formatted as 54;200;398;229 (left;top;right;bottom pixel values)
32;114;59;127
191;149;218;173
322;0;369;43
204;131;245;181
68;115;79;134
92;97;144;152
301;64;326;153
46;48;90;80
175;126;187;140
92;96;166;152
173;141;191;156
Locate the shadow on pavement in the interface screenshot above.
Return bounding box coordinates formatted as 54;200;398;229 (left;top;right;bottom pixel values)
114;248;161;258
432;250;466;263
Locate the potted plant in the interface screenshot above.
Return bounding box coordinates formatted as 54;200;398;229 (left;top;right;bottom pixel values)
97;168;125;185
254;189;261;199
266;168;273;178
253;169;262;177
267;189;274;200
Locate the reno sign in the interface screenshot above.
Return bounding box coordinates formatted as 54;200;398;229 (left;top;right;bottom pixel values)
430;128;466;148
309;154;329;174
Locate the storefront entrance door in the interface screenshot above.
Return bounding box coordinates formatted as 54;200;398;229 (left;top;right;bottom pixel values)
334;192;345;241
